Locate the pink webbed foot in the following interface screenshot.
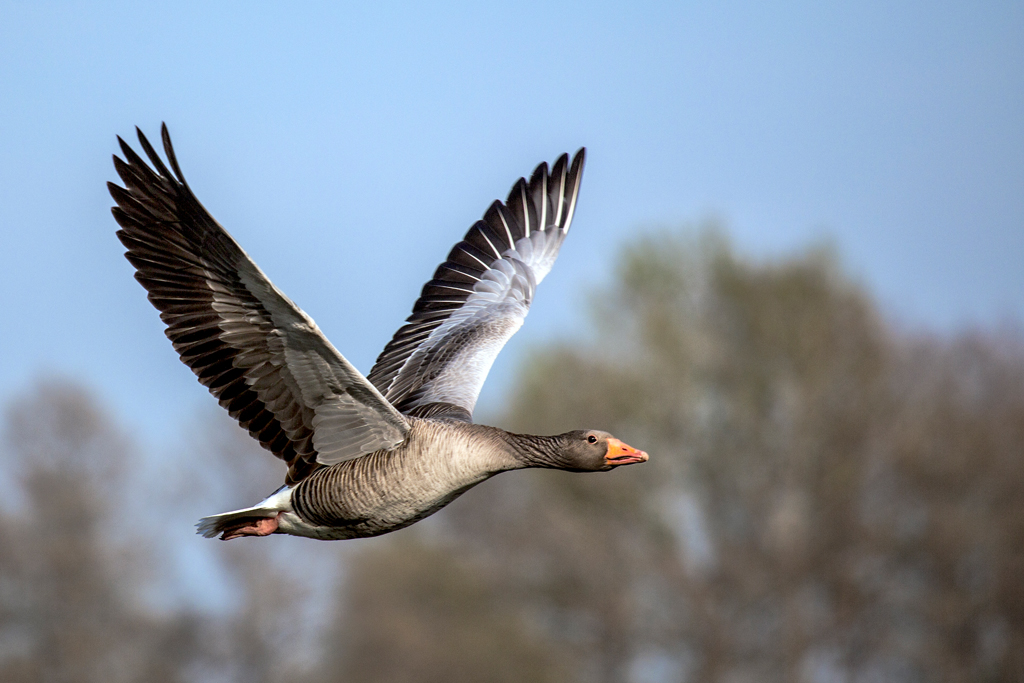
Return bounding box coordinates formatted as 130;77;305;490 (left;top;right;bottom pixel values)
220;513;281;541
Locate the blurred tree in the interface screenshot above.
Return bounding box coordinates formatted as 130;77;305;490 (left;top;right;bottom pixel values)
0;381;333;683
328;229;1024;683
321;535;568;683
192;412;334;683
2;228;1021;683
866;334;1024;682
0;380;201;683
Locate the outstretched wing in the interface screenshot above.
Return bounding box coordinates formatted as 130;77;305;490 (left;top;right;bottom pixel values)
367;149;586;420
109;124;409;485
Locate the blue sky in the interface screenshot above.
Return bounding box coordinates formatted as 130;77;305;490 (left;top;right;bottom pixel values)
1;1;1021;444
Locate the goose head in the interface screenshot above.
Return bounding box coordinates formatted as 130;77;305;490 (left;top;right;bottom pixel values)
553;430;649;472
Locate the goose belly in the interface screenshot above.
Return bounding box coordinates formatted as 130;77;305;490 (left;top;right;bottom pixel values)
286;447;494;540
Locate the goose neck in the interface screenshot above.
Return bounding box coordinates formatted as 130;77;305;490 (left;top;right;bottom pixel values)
505;432;564;469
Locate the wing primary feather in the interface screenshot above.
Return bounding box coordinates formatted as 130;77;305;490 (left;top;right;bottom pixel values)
454;246;490;270
549;153;568;229
135;126;174;180
475;222;503;259
532;163;548;232
159;122;189;187
562;149;586;234
519;180;531;237
367;149;586;417
111;125;410;485
500;197;517;245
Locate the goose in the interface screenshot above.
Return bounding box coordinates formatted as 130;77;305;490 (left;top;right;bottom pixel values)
109;125;648;541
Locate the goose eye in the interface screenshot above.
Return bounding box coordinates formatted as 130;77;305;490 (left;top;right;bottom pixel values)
587;435;597;444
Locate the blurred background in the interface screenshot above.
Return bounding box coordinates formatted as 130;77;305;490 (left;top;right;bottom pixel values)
1;2;1022;682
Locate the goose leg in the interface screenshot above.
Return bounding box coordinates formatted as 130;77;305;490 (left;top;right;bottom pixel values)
219;513;281;541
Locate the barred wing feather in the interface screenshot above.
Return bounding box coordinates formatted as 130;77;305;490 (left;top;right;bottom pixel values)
367;149;585;420
109;125;410;485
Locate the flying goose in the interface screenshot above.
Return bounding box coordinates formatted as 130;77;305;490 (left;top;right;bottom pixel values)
109;125;648;541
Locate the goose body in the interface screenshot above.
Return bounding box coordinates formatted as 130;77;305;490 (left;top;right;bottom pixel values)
110;125;648;541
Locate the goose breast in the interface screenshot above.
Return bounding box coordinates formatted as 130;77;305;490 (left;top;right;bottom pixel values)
283;420;515;539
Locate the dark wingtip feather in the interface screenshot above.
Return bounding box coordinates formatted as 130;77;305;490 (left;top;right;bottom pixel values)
529;161;548;186
561;148;586;234
107;180;131;205
505;177;528;205
110;206;137;230
161;122;188;185
117;136;152;174
136;126;173;180
110;154;126;180
117;135;135;161
570;147;586;175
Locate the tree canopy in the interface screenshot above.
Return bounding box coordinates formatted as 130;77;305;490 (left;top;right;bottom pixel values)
1;230;1021;682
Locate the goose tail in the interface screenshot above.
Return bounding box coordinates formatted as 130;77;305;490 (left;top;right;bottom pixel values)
196;486;293;540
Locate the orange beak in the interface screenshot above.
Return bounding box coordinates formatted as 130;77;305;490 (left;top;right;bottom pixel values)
604;438;649;466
